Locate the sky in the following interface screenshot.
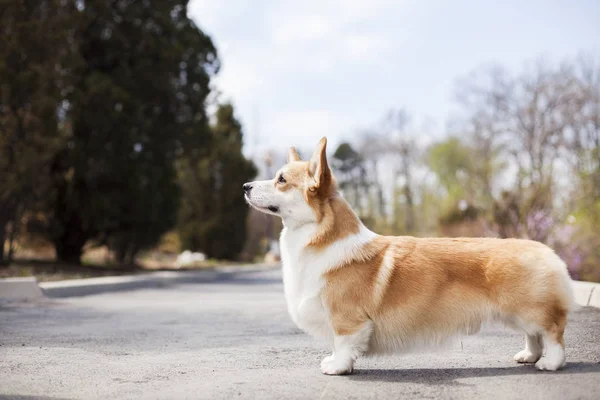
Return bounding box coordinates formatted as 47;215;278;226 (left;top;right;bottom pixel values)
187;0;600;158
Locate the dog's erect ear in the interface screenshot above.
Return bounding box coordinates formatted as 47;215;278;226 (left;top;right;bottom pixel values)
308;137;331;191
287;147;301;163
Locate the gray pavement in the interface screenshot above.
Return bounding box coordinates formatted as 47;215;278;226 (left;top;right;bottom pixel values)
1;268;599;400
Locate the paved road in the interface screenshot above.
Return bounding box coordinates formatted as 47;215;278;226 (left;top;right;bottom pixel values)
1;267;599;400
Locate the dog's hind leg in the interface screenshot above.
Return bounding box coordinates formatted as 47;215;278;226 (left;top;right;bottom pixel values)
320;321;373;375
535;309;567;371
514;333;543;363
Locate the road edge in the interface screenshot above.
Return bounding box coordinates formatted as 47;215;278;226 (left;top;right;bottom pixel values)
0;263;279;299
0;277;44;300
572;280;599;308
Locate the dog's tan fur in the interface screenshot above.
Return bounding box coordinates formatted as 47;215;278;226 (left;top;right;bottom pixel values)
322;227;570;352
244;137;574;374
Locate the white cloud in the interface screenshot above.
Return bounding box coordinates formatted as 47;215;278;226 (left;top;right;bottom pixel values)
266;0;396;68
187;0;399;154
265;109;352;149
343;33;388;61
272;14;333;45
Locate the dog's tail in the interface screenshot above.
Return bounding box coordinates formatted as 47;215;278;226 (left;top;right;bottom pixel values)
552;252;580;312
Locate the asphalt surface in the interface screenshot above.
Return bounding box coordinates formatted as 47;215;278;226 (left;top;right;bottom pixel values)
1;267;599;400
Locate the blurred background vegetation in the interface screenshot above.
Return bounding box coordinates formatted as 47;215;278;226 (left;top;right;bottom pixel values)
0;1;598;282
0;0;256;277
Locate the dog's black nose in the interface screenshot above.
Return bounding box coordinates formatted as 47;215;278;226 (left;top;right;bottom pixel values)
243;183;253;193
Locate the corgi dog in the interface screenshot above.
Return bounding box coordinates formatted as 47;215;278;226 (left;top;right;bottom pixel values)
243;137;575;375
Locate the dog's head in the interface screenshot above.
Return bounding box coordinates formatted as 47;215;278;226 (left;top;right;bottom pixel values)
243;137;336;226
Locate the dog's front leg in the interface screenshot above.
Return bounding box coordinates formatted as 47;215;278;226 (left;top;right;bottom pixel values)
320;321;373;375
320;336;336;367
296;295;330;336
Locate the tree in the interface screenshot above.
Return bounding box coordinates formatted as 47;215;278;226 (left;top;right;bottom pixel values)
562;56;600;281
427;137;474;200
45;0;218;263
357;130;387;221
332;142;368;213
455;59;583;242
177;103;257;260
384;109;418;234
0;0;70;264
568;56;600;210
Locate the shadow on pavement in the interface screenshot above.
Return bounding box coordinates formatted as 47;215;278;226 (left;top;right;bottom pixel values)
349;362;600;385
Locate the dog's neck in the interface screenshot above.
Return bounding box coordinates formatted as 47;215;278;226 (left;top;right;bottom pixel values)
281;193;364;249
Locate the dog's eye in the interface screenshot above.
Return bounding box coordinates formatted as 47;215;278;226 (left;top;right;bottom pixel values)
278;174;286;184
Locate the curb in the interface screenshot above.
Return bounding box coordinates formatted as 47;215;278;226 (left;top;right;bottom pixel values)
572;280;600;308
0;277;44;300
0;263;279;299
39;263;278;298
39;270;220;298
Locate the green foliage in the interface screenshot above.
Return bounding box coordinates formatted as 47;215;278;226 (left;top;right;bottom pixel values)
333;143;363;173
177;104;257;260
0;0;220;265
570;202;600;282
426;137;477;225
427;137;473;196
427;136;510;233
332;142;368;212
569;152;600;281
0;0;69;264
42;0;218;263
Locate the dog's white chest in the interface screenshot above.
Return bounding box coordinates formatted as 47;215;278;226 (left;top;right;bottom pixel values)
278;224;378;339
279;227;331;338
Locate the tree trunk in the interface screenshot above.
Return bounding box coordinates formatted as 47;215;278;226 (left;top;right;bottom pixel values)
0;205;14;266
7;219;16;263
378;186;385;219
404;183;415;233
115;238;139;267
54;231;86;265
0;222;6;266
126;245;139;267
55;242;84;265
51;183;89;265
402;153;415;233
392;179;400;233
115;240;126;265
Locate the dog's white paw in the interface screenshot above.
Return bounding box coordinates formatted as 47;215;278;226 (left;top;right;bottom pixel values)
535;356;565;371
321;354;335;365
320;356;353;375
514;349;542;363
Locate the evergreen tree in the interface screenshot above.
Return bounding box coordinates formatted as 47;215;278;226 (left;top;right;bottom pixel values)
46;0;218;263
177;103;257;260
332;143;368;213
0;0;71;264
